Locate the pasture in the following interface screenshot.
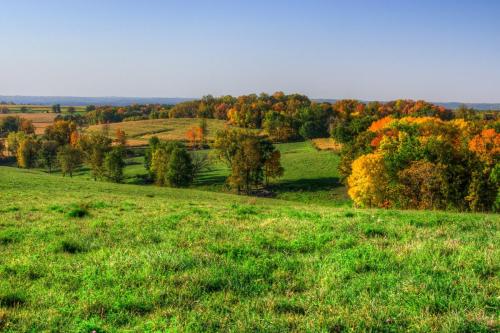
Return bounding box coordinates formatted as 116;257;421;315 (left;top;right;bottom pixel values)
0;167;498;332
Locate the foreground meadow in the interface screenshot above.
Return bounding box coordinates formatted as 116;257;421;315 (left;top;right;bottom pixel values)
0;167;498;332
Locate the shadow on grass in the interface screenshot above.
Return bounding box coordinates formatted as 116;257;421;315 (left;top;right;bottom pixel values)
271;177;343;193
194;175;227;187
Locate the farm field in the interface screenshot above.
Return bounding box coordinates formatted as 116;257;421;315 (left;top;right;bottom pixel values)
87;118;248;147
0;167;498;332
0;105;86;114
0;113;57;135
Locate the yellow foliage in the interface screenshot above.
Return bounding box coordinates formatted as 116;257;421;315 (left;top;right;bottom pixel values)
347;153;391;207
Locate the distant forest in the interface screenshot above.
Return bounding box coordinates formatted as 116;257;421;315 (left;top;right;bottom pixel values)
1;95;500;110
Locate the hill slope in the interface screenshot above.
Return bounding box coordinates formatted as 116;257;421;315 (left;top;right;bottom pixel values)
0;167;498;332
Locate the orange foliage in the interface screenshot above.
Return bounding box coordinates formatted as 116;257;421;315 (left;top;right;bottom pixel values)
368;116;393;132
115;128;127;146
468;128;500;164
70;131;79;146
186;126;204;149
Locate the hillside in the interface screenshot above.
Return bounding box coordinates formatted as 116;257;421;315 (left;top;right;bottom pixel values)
87;118;241;147
0;167;498;332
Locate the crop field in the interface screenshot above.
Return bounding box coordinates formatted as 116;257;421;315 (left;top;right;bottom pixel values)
0;167;498;332
0;105;86;114
0;113;57;135
87;118;242;147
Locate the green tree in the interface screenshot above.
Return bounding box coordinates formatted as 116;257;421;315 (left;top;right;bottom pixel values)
38;140;59;173
166;147;194;187
52;104;62;113
57;145;82;177
78;133;112;180
104;147;125;183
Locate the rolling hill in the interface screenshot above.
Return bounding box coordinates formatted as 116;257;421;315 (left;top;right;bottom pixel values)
0;167;498;332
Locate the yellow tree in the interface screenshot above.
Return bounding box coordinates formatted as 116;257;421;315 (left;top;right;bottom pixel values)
347;153;391;207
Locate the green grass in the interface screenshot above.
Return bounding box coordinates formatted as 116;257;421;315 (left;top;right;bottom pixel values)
194;141;349;206
50;141;348;206
0;167;498;332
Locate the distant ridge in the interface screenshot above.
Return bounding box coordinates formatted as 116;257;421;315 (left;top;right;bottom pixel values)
1;95;499;110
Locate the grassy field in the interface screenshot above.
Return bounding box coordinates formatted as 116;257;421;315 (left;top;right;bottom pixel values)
0;167;498;332
0;113;57;135
88;118;245;147
56;141;349;207
193;141;349;206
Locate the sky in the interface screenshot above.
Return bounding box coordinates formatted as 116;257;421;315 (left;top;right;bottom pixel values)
0;0;499;102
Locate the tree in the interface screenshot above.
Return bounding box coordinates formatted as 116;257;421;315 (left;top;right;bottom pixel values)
228;139;263;194
78;133;112;180
186;126;203;149
214;128;283;193
347;153;391;207
0;116;20;136
16;137;39;168
57;145;82;177
264;150;284;186
52;104;62;114
44;120;77;146
166;147;194;187
67;106;76;114
144;136;160;172
115;128;127;146
6;131;26;156
150;145;170;186
38;140;59;173
104;147;125;183
0;139;4;158
397;161;448;209
0;116;33;137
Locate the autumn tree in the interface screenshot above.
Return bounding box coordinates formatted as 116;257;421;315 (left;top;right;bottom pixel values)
347;153;391;207
44;120;77;146
6;131;26;156
16;137;39;169
115;128;127;147
263;150;284;186
397;161;448;209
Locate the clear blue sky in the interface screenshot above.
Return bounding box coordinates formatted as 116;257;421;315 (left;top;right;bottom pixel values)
1;0;499;102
